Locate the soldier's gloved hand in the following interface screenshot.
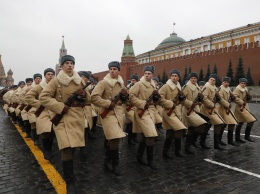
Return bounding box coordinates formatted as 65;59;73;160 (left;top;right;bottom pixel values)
215;94;221;102
152;90;161;102
230;95;236;101
62;105;69;114
246;95;252;101
74;89;86;102
119;89;129;102
178;92;186;102
108;102;116;110
197;93;204;102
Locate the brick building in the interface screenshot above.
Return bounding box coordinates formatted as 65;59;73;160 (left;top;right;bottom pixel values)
93;22;260;85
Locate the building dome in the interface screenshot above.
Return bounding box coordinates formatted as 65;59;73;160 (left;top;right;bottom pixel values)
7;69;13;75
155;32;186;50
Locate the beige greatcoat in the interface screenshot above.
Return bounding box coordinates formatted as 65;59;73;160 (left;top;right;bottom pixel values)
159;80;191;131
182;81;207;127
3;90;12;110
91;73;126;140
216;85;237;125
19;85;30;121
24;83;37;124
39;70;86;150
233;85;256;123
12;87;23;116
25;80;53;135
129;76;158;137
200;82;227;125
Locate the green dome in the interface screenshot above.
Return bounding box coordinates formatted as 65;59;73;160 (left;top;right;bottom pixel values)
155;32;186;50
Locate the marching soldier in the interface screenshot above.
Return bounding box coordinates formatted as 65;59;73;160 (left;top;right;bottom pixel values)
200;74;228;150
233;78;257;143
3;85;18;116
129;65;161;169
91;61;127;176
198;81;206;91
182;72;210;154
217;77;238;146
25;68;55;160
159;69;192;158
40;55;87;193
24;73;42;145
125;74;139;145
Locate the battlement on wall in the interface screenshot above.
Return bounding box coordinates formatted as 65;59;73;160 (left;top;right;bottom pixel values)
132;41;260;68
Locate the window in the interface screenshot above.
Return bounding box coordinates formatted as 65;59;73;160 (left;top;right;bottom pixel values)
157;57;160;61
254;35;260;42
175;53;178;57
185;49;189;55
235;39;240;45
227;41;231;47
211;45;215;50
244;37;250;44
219;43;223;49
203;45;208;51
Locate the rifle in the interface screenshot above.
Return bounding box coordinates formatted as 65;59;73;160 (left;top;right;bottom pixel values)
12;103;18;108
209;92;220;115
125;83;134;111
19;104;26;111
240;90;251;112
25;105;32;112
100;89;127;119
187;93;203;116
226;91;236;114
138;93;155;118
167;88;185;116
35;105;45;117
51;81;92;126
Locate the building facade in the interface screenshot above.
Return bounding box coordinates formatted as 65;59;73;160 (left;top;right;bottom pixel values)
55;36;67;75
94;22;260;85
0;55;14;87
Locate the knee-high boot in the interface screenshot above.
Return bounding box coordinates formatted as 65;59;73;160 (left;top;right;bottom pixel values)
146;145;159;170
104;145;113;171
175;138;186;157
214;125;225;150
199;124;211;149
63;160;77;194
126;123;135;145
228;130;239;146
110;149;122;176
137;142;146;165
219;124;227;146
42;138;53;160
31;128;39;146
245;127;254;142
185;134;194;154
163;138;173;159
235;123;245;143
24;120;31;138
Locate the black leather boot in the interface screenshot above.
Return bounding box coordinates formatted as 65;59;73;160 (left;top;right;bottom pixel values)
185;135;194;154
191;132;200;148
42;138;53;160
214;134;225;150
219;127;227;146
175;138;186;157
104;146;113;171
91;116;97;131
137;142;146;165
235;124;245;143
11;112;17;124
200;133;210;149
163;138;173;159
110;149;122;176
80;128;88;157
31;128;39;146
126;123;135;145
133;133;139;143
146;146;159;170
24;121;31;138
245;127;254;142
227;130;239;146
63;160;77;194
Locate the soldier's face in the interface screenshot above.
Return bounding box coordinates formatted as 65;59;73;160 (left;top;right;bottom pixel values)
240;82;246;88
62;61;74;75
170;74;179;84
45;72;54;82
34;77;42;85
153;80;158;86
144;71;153;82
109;67;119;79
20;84;25;89
190;77;197;84
208;78;216;85
131;79;137;84
27;81;32;86
222;81;229;88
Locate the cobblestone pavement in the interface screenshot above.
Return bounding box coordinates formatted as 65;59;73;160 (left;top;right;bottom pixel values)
1;103;260;194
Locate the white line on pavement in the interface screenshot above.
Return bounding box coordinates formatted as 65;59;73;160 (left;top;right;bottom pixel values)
209;128;260;138
204;159;260;179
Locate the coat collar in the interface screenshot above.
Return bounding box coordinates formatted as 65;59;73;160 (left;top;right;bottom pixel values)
40;79;48;89
236;85;247;93
205;82;217;92
57;70;82;86
140;76;156;88
220;85;230;93
187;81;199;91
166;79;181;90
103;73;124;88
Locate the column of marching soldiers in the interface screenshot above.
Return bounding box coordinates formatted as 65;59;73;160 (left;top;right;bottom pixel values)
0;55;256;194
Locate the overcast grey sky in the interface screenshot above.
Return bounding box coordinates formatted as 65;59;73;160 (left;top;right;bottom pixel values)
1;0;260;83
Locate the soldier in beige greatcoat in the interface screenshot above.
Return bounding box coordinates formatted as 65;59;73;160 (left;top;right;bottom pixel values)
233;78;256;143
217;77;238;146
159;69;192;158
39;55;86;193
129;65;162;170
200;74;228;150
24;73;42;145
91;61;127;176
25;68;55;160
182;72;210;154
